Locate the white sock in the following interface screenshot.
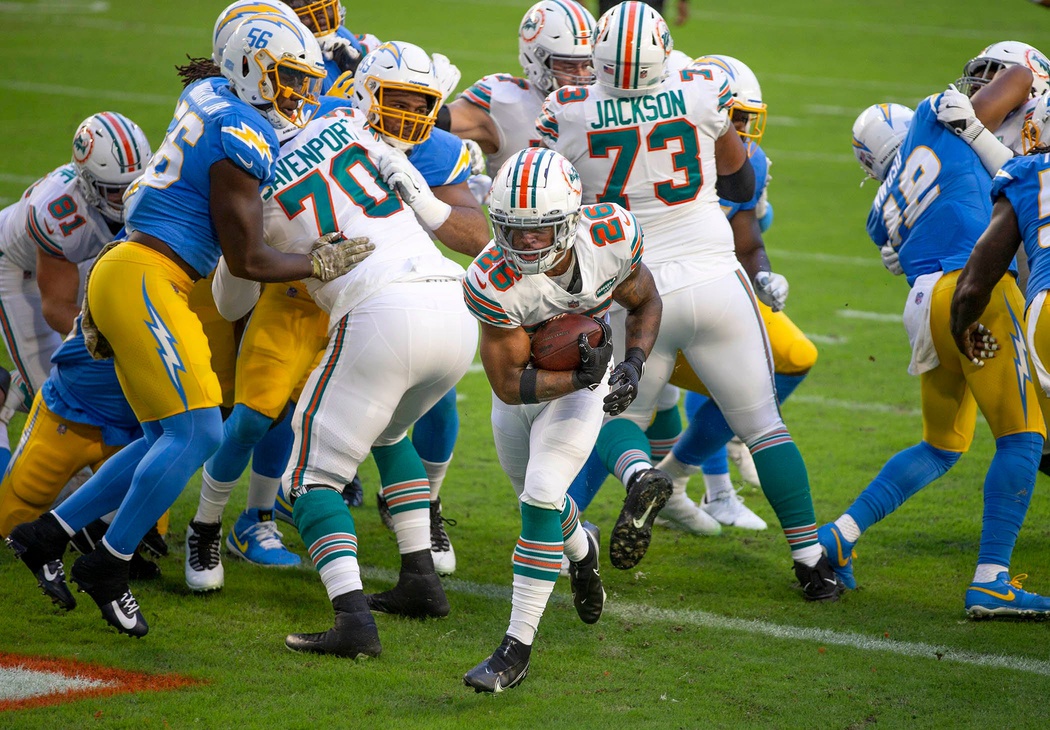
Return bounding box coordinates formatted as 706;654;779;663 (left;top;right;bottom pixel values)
391;507;431;554
562;521;590;564
101;536;132;560
422;457;451;500
319;557;363;601
702;471;733;500
834;514;862;543
621;461;650;488
194;468;239;524
973;563;1008;584
792;543;822;567
656;453;700;493
247;469;281;512
50;511;76;538
507;574;554;645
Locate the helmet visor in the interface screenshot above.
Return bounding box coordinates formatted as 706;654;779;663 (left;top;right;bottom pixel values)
955;59;1007;97
263;55;326;128
731;100;767;146
491;212;577;275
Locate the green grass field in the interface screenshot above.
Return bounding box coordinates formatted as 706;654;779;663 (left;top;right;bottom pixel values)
2;0;1050;726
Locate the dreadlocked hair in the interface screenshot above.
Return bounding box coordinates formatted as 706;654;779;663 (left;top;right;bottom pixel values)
176;55;222;88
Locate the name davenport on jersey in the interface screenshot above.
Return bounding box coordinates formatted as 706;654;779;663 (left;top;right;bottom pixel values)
261;109;464;321
462;203;642;333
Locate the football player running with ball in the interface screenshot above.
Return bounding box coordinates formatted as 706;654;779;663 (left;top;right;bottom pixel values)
461;148;661;693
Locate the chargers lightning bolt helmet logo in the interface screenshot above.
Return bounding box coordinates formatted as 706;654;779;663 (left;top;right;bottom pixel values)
142;277;188;409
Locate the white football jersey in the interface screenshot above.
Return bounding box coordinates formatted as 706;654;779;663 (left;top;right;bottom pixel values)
262;109;463;324
459;74;546;174
537;69;738;290
995;96;1039;156
0;164;116;272
462;203;641;331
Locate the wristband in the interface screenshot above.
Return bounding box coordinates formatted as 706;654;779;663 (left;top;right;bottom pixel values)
520;368;539;404
436;105;452;132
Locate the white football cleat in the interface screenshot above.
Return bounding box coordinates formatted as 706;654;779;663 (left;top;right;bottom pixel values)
727;437;760;487
701;489;768;530
185;520;224;592
654;491;722;536
430;499;456;576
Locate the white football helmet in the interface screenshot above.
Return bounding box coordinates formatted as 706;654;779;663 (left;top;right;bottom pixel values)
956;41;1050;98
71;112;152;223
693;55;766;145
283;0;346;40
489;148;583;275
212;1;301;65
851;103;914;182
220;13;326;143
519;0;597;97
353;41;444;150
1022;95;1050;153
593;1;672;98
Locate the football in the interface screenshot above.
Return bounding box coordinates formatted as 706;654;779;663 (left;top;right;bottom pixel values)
530;314;605;371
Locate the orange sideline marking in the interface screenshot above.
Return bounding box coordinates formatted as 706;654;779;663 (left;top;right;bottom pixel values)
0;652;201;711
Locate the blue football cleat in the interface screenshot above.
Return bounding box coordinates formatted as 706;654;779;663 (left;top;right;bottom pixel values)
226;509;301;567
273;490;295;526
966;573;1050;619
817;523;857;590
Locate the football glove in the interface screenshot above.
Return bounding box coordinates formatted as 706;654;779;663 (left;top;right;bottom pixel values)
936;85;984;142
320;36;362;74
754;271;790;312
464;138;488;176
378;148;452;229
604;348;646;416
571;318;614;391
467;174;493;206
880;243;904;275
431;52;461;102
308;232;375;282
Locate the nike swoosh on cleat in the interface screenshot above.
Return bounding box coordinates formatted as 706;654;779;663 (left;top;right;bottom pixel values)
970;586;1015;601
111;602;140;630
43;564;60;582
231;531;250;553
632;503;655;530
832;530;849;568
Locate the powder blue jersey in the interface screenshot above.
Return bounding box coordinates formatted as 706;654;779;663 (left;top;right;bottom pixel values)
867;93;993;286
721;143;768;221
124;78;279;277
994;153;1050;306
41;317;142;447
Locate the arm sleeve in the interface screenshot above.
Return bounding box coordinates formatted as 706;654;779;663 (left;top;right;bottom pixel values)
212;255;261;321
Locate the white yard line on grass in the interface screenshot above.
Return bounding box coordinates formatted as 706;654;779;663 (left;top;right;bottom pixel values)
774;250;881;267
0;1;108;12
0;79;172;106
838;309;902;323
362;566;1050;678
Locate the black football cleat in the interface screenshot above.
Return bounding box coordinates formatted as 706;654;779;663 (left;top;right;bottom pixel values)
138;522;169;559
794;555;846;602
7;514;75;610
463;634;532;693
569;523;605;624
342;476;365;508
286;591;381;658
71;548;148;637
609;468;673;570
128;551;162;581
366;571;450;619
69;517;109;555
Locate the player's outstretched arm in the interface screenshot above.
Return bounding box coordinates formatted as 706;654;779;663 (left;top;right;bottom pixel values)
950;196;1020;363
971;65;1035;133
210;159;315;283
36;249;81;336
605;262;662;415
731;208;790;311
432;181;491;257
479;322;592;405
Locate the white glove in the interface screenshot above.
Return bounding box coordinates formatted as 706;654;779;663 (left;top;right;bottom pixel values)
467;174;493;206
936;85;984;142
319;35;362;74
880;243;904;276
463;138;487;176
309;232;375;282
754;271;789;312
378;148;452;229
431;53;461;103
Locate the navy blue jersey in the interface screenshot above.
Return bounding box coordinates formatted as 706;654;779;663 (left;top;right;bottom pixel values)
124;78;279;277
867;93;993;286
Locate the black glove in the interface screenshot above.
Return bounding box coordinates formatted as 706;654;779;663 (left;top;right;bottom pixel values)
571;318;614;390
604;347;646;415
331;44;362;75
